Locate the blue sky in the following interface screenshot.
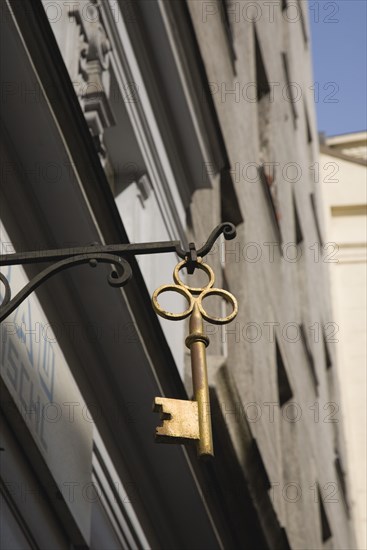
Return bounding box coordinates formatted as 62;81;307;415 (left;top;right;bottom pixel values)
309;0;367;137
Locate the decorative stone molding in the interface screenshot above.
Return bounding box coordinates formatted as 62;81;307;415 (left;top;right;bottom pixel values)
69;1;116;159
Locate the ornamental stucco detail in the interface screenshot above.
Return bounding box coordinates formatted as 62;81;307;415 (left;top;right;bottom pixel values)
69;1;116;159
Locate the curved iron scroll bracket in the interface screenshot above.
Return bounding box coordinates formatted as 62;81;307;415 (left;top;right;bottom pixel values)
0;222;236;322
176;222;236;273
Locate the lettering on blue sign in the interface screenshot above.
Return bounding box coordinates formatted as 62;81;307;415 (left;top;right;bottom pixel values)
0;266;54;452
39;339;55;401
6;339;18;391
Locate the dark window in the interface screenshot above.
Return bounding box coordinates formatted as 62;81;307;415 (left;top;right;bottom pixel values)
254;29;270;100
335;453;350;516
300;324;319;392
255;29;271;161
297;0;308;44
293;194;303;245
305;105;312;144
322;325;332;369
219;0;237;73
281;53;298;128
276;341;293;406
259;165;282;245
282;0;287;11
310;193;323;245
318;486;332;542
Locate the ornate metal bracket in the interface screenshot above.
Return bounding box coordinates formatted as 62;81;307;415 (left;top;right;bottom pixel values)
0;222;236;322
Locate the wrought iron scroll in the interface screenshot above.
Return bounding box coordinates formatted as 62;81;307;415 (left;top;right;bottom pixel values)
0;222;236;322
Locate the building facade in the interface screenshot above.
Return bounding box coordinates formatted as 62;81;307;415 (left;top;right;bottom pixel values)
0;1;357;548
320;131;367;550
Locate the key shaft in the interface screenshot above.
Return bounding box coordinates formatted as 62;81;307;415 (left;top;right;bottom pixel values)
185;303;213;457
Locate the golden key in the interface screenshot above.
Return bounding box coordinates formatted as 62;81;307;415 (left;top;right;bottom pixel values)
152;257;238;458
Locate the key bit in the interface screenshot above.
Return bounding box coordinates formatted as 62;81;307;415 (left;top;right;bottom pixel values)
153;397;200;443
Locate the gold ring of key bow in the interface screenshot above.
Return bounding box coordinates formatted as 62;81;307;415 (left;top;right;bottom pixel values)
152;257;238;458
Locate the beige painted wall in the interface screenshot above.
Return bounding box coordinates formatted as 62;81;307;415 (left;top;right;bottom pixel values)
320;134;367;549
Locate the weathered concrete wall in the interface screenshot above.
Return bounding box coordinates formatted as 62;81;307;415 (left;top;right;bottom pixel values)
186;2;356;548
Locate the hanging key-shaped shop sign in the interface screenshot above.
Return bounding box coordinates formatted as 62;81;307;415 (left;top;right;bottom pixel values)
0;221;238;457
152;257;238;458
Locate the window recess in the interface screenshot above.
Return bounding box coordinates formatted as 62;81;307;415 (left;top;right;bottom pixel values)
219;0;237;73
318;485;332;543
254;27;271;161
334;452;350;517
310;193;324;246
322;324;333;370
297;0;308;44
299;324;319;393
259;165;282;245
281;53;298;128
254;28;270;101
305;104;313;144
293;193;303;245
276;340;293;406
